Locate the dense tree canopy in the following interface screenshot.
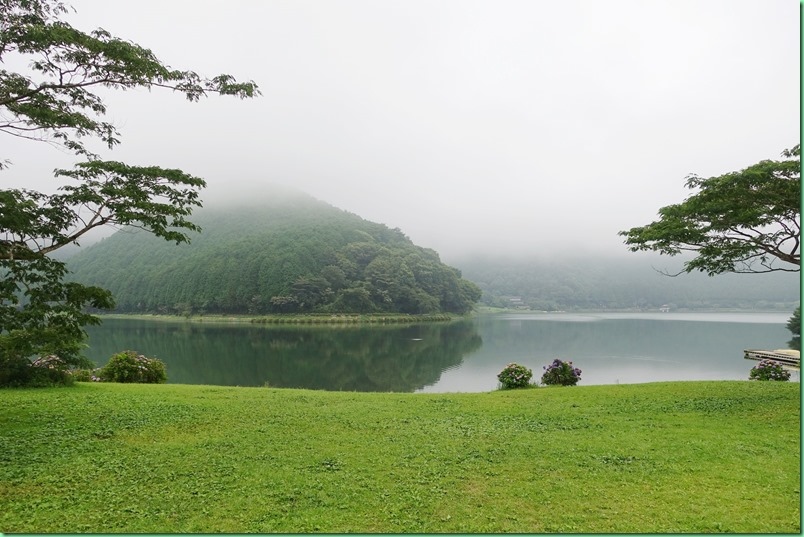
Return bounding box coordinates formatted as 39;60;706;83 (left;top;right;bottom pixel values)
0;0;258;379
67;196;482;316
619;145;800;275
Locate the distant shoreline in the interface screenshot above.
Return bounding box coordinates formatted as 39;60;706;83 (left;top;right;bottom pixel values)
96;312;458;325
475;306;796;314
94;307;795;325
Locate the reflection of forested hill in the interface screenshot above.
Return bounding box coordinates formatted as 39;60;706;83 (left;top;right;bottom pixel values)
84;319;482;391
453;255;800;311
66;192;480;315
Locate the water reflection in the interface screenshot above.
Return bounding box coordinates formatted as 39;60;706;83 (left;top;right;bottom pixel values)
84;313;794;392
84;319;482;392
420;312;795;392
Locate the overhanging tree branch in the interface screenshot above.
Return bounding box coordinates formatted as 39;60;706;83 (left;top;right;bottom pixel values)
620;144;800;276
0;0;259;374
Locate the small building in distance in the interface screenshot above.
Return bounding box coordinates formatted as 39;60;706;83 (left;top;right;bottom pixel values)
508;297;528;310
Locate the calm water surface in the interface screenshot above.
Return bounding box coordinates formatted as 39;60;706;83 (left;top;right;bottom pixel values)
84;312;797;392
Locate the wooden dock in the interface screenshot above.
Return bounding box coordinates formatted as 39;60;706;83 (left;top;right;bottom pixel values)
744;349;801;368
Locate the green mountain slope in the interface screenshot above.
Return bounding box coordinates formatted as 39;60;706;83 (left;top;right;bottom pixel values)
454;254;800;311
66;192;481;315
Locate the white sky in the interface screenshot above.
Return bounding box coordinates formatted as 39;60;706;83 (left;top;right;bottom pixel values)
3;0;800;261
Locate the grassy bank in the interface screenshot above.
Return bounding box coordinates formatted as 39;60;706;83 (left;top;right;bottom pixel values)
0;381;799;533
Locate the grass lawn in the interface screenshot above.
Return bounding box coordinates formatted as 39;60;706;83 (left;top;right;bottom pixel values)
0;381;799;533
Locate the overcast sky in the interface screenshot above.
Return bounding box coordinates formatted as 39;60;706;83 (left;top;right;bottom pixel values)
4;0;800;261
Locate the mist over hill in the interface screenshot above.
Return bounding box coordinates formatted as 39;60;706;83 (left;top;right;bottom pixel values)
65;184;799;315
66;191;481;315
452;253;800;312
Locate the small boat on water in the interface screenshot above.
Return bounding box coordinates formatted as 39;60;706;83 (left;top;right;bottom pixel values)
744;349;801;368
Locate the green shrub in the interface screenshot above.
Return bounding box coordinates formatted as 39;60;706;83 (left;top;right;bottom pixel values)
70;368;102;382
0;355;31;387
748;359;791;381
786;307;800;337
497;362;533;389
1;355;74;387
99;351;167;384
31;355;75;387
70;369;93;382
0;355;75;388
541;358;582;386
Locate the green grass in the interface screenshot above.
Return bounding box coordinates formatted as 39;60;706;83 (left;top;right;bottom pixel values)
0;381;799;533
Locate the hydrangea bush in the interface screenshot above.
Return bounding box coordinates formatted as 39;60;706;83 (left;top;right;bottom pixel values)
31;354;68;371
99;350;167;383
25;355;74;387
70;368;103;382
541;358;582;386
749;359;791;381
497;362;533;389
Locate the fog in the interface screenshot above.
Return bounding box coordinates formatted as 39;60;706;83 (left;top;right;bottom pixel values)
3;0;799;262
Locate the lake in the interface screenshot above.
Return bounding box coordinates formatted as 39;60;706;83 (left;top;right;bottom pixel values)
83;312;798;392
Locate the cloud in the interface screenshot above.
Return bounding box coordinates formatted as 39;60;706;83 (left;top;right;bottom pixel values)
4;0;799;260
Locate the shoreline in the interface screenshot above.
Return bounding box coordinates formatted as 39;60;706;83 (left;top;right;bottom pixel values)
94;306;797;325
96;312;459;325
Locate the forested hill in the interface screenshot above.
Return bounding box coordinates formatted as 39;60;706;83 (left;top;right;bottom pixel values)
453;254;800;312
66;193;481;315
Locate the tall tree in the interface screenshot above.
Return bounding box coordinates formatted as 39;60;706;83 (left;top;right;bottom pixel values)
620;145;800;275
787;307;800;338
0;0;259;381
